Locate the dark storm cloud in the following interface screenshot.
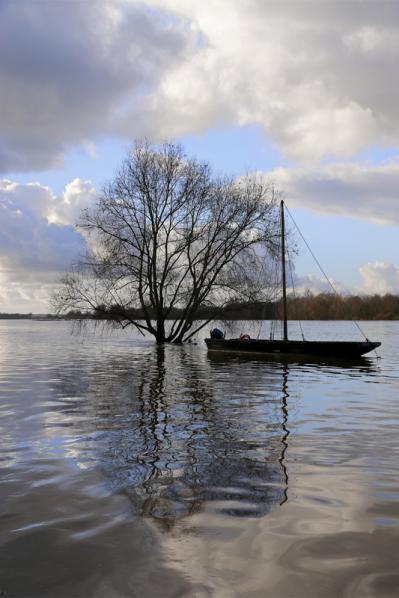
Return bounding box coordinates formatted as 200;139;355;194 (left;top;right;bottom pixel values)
0;0;189;172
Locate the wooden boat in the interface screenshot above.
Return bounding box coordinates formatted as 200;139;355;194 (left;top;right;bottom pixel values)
205;337;380;358
205;201;381;359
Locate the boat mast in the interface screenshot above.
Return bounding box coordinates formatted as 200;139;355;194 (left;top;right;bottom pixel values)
280;200;288;341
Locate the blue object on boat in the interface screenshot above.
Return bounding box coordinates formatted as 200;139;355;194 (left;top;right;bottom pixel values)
210;328;224;339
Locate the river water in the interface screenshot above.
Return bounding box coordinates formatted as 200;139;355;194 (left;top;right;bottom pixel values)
0;320;398;597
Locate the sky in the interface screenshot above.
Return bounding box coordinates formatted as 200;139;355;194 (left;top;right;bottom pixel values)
1;0;399;313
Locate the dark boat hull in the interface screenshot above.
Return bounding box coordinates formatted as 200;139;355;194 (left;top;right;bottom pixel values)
205;338;381;358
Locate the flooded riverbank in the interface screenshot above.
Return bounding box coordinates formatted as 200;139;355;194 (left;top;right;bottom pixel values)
0;320;398;597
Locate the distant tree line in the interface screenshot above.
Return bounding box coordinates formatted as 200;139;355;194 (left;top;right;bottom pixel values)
0;313;33;319
3;293;399;321
285;292;399;320
63;292;399;321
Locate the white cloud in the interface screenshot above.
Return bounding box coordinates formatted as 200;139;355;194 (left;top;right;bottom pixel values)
142;0;399;162
292;274;348;296
0;179;92;272
48;179;97;226
0;274;60;315
359;261;399;294
345;26;383;53
284;258;348;296
0;178;96;312
268;160;399;225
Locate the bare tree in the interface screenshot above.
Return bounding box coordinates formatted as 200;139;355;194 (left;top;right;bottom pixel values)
53;141;279;342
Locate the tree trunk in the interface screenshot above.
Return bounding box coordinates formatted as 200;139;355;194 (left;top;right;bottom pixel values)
155;313;166;343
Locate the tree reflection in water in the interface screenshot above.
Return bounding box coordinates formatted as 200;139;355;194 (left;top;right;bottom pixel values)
53;345;293;528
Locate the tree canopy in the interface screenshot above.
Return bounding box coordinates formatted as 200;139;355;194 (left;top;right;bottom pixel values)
53;141;279;342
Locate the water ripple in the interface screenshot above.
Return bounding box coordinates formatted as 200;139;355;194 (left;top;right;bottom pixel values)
0;320;398;596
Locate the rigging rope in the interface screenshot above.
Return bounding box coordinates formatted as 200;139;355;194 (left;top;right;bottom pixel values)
284;204;370;343
286;245;306;341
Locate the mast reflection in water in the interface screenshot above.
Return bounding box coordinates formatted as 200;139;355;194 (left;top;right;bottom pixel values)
52;345;293;526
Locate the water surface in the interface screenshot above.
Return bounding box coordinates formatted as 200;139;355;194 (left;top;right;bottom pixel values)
0;320;398;597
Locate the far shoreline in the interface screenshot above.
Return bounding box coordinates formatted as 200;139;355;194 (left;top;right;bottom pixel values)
2;292;399;321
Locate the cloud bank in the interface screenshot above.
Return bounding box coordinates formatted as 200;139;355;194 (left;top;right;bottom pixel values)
3;0;399;172
269;160;399;225
1;175;398;313
359;261;399;295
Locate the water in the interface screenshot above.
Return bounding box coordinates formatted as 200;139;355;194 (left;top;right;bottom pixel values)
0;320;398;597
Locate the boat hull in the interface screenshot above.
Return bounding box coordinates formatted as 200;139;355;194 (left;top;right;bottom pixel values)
205;338;381;358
